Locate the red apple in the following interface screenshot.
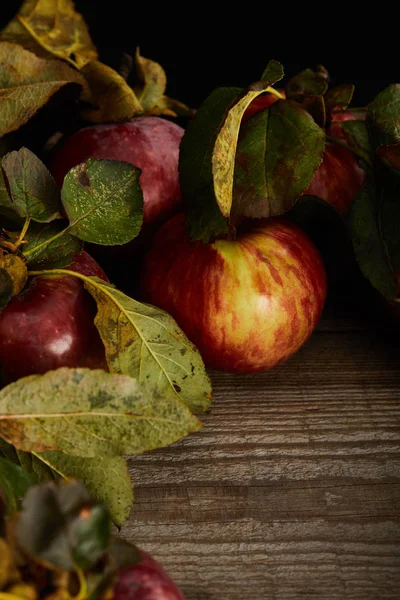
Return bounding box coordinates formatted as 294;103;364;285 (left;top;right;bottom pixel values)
0;251;107;385
141;213;327;373
242;90;285;122
49;117;184;225
305;111;365;214
113;550;184;600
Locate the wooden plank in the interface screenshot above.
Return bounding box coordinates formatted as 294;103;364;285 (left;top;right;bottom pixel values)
122;327;400;599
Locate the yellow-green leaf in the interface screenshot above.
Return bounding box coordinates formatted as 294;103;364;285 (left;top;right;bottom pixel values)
134;48;167;111
83;277;212;414
0;42;86;136
180;59;284;242
81;60;143;123
36;452;133;527
0;367;202;456
152;94;195;118
1;0;98;68
0;255;28;309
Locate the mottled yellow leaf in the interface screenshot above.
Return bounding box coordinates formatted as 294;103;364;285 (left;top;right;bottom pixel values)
0;42;86;136
212;81;284;217
81;60;143;123
134;48;166;110
1;0;98;68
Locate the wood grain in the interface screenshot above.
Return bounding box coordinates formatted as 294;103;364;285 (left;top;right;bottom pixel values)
122;317;400;599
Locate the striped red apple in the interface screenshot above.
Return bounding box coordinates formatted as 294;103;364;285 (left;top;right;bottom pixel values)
141;213;327;373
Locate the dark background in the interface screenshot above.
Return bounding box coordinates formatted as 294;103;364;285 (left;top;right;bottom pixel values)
1;1;397;109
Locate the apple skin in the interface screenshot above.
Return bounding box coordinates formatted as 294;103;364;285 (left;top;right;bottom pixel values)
49;117;184;225
242;90;285;122
113;549;184;600
0;251;108;385
141;213;327;373
305;113;365;214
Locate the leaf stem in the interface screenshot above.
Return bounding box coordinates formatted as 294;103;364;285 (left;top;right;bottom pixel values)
23;225;73;258
73;566;88;600
326;134;374;169
13;217;31;251
265;86;285;100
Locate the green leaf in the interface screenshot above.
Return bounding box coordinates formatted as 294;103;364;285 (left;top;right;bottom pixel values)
377;143;400;176
37;452;133;527
287;67;329;96
61;158;143;245
379;182;400;272
23;221;83;269
0;438;19;462
336;120;374;165
233;100;325;218
0;170;13;210
0;42;86;137
1;148;61;222
0;0;98;69
345;178;396;300
15;479;108;571
180;86;242;242
70;504;110;569
290;93;326;127
260;60;285;83
0;367;202;456
0;254;28;310
180;63;284;242
0;455;36;515
367;84;400;148
325;84;355;115
83;277;212;414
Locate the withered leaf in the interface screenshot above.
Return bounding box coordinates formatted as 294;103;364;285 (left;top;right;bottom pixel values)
0;42;85;136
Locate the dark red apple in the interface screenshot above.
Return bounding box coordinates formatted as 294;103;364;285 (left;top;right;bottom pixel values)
49;117;184;225
0;251;107;385
113;550;184;600
141;213;327;373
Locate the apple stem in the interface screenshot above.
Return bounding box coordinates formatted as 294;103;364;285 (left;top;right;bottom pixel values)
326;135;373;169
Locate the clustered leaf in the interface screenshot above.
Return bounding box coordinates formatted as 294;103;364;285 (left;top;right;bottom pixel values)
233;99;325;218
0;455;36;515
22;221;84;270
0;0;98;68
1;147;61;222
0;42;86;137
0;479;143;600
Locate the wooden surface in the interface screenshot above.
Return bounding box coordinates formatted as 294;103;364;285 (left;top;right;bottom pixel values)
122;293;400;600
